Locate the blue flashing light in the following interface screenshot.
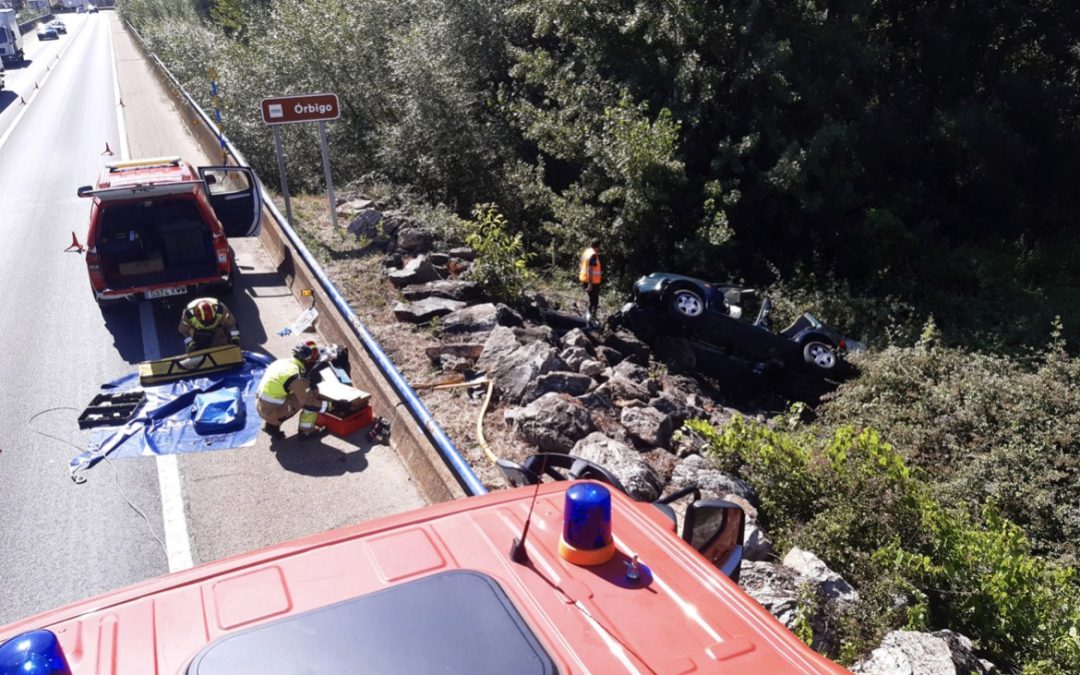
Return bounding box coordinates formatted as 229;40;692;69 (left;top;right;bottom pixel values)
0;629;73;675
563;483;613;551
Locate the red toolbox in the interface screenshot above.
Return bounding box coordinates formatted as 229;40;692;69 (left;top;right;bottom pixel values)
317;405;374;437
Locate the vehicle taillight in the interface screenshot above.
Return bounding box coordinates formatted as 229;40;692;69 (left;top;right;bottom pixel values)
85;249;106;289
839;339;847;351
213;235;230;274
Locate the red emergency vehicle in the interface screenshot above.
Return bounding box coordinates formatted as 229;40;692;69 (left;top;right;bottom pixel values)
75;157;261;306
0;458;849;674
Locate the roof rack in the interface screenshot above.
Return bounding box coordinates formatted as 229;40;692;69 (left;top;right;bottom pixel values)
105;156;183;172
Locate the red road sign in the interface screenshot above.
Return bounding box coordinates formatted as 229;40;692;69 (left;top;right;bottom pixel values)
260;93;340;125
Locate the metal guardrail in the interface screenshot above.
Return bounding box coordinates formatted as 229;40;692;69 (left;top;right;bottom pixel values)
123;23;488;497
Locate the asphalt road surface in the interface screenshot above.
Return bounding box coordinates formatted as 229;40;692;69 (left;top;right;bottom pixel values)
0;12;425;626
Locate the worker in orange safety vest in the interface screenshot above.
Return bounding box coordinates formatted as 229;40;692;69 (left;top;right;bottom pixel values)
178;297;240;352
579;240;602;323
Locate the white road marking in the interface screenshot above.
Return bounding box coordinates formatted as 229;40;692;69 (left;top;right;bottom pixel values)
106;16;129;160
139;301;194;572
0;16;88;152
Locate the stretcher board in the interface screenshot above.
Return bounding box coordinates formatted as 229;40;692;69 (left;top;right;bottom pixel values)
139;344;244;385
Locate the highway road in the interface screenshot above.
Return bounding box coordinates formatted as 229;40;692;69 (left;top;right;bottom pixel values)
0;11;425;626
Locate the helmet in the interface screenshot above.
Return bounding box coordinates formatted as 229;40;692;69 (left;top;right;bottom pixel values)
293;340;320;366
189;299;221;330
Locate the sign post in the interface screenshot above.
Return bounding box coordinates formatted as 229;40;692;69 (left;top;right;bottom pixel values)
260;93;341;227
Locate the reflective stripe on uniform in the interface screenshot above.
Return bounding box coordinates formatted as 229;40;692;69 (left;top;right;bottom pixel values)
257;358;304;402
259;393;287;405
579;247;602;284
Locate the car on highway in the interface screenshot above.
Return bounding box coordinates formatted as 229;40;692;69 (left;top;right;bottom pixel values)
48;19;67;34
76;156;262;305
36;25;59;41
0;460;848;674
76;5;86;13
620;272;865;376
87;3;99;12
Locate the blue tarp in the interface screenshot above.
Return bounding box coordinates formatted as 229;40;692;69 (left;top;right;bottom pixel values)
70;352;273;476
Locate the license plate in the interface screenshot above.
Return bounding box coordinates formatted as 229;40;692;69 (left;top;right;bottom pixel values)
144;286;187;300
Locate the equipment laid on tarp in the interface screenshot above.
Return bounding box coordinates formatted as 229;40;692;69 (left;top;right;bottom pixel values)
192;387;246;435
138;344;243;386
71;352;272;480
77;391;146;429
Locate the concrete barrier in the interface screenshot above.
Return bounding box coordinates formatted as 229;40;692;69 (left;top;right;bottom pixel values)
122;22;486;503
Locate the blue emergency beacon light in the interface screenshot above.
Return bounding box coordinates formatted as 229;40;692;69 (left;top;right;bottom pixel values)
558;482;616;565
0;629;73;674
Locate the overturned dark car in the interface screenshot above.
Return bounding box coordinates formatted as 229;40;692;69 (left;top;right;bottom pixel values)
616;273;865;378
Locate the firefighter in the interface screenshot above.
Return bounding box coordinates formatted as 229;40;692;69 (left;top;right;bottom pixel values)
255;340;328;439
178;297;240;352
579;240;602;323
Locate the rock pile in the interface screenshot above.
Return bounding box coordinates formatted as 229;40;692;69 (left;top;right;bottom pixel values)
342;204;999;673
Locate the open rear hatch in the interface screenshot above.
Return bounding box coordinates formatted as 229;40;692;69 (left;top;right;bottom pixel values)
96;198;217;291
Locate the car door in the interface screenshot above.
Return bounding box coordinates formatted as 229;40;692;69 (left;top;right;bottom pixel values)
198;166;262;237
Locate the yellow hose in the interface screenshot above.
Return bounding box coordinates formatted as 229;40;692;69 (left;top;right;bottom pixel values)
414;375;498;464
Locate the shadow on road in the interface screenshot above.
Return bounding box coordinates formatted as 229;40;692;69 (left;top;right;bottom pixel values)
270;434;372;477
99;302;147;364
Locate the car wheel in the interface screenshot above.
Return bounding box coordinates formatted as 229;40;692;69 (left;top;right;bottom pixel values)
802;340;837;372
667;286;705;319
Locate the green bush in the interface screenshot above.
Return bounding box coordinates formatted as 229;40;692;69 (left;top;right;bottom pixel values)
687;416;1080;671
817;319;1080;565
464;204;533;305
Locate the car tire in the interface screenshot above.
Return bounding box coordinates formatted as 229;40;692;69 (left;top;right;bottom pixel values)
666;286;705;319
802;340;837;373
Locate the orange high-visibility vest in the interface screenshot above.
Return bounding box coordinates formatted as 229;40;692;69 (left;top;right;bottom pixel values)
579;247;602;285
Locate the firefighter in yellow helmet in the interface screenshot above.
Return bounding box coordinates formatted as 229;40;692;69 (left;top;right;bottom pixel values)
178;297;240;353
579;239;602;323
255;340;328;439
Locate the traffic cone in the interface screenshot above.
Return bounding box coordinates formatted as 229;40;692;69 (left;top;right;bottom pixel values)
19;96;26;105
64;232;85;253
101;142;113;156
118;97;124;107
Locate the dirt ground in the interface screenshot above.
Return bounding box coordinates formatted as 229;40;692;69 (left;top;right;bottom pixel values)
283;194;532;491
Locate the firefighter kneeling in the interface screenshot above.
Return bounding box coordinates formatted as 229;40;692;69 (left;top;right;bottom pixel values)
179;297;240;352
255;340;328;439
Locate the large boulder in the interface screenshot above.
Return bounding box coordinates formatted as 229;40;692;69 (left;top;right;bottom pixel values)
593;375;651;405
851;630;998;675
669;454;760;507
620;406;675;449
571;432;662;501
505;393;595;453
386;255;440;288
739;561;841;656
579;359;605;378
449;246;476;261
337;198;374;219
401;279;482;302
441;303;523;335
602;331;652;366
513;325;557;346
346;207;383;237
560;346;589;372
397;227;435;253
392;297;466;323
648;391;707;425
782;547;859;605
560;328;593;350
424;343;484;366
477;328;569;404
527;372;596;399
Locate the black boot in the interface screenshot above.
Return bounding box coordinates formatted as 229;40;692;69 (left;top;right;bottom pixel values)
263;424;285;439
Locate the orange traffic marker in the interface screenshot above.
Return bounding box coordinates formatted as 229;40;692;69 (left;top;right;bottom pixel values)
64;232;85;253
19;96;26;105
101;142;113;156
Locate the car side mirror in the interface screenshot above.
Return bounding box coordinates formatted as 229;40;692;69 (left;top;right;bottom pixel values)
77;185;93;198
682;499;745;582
